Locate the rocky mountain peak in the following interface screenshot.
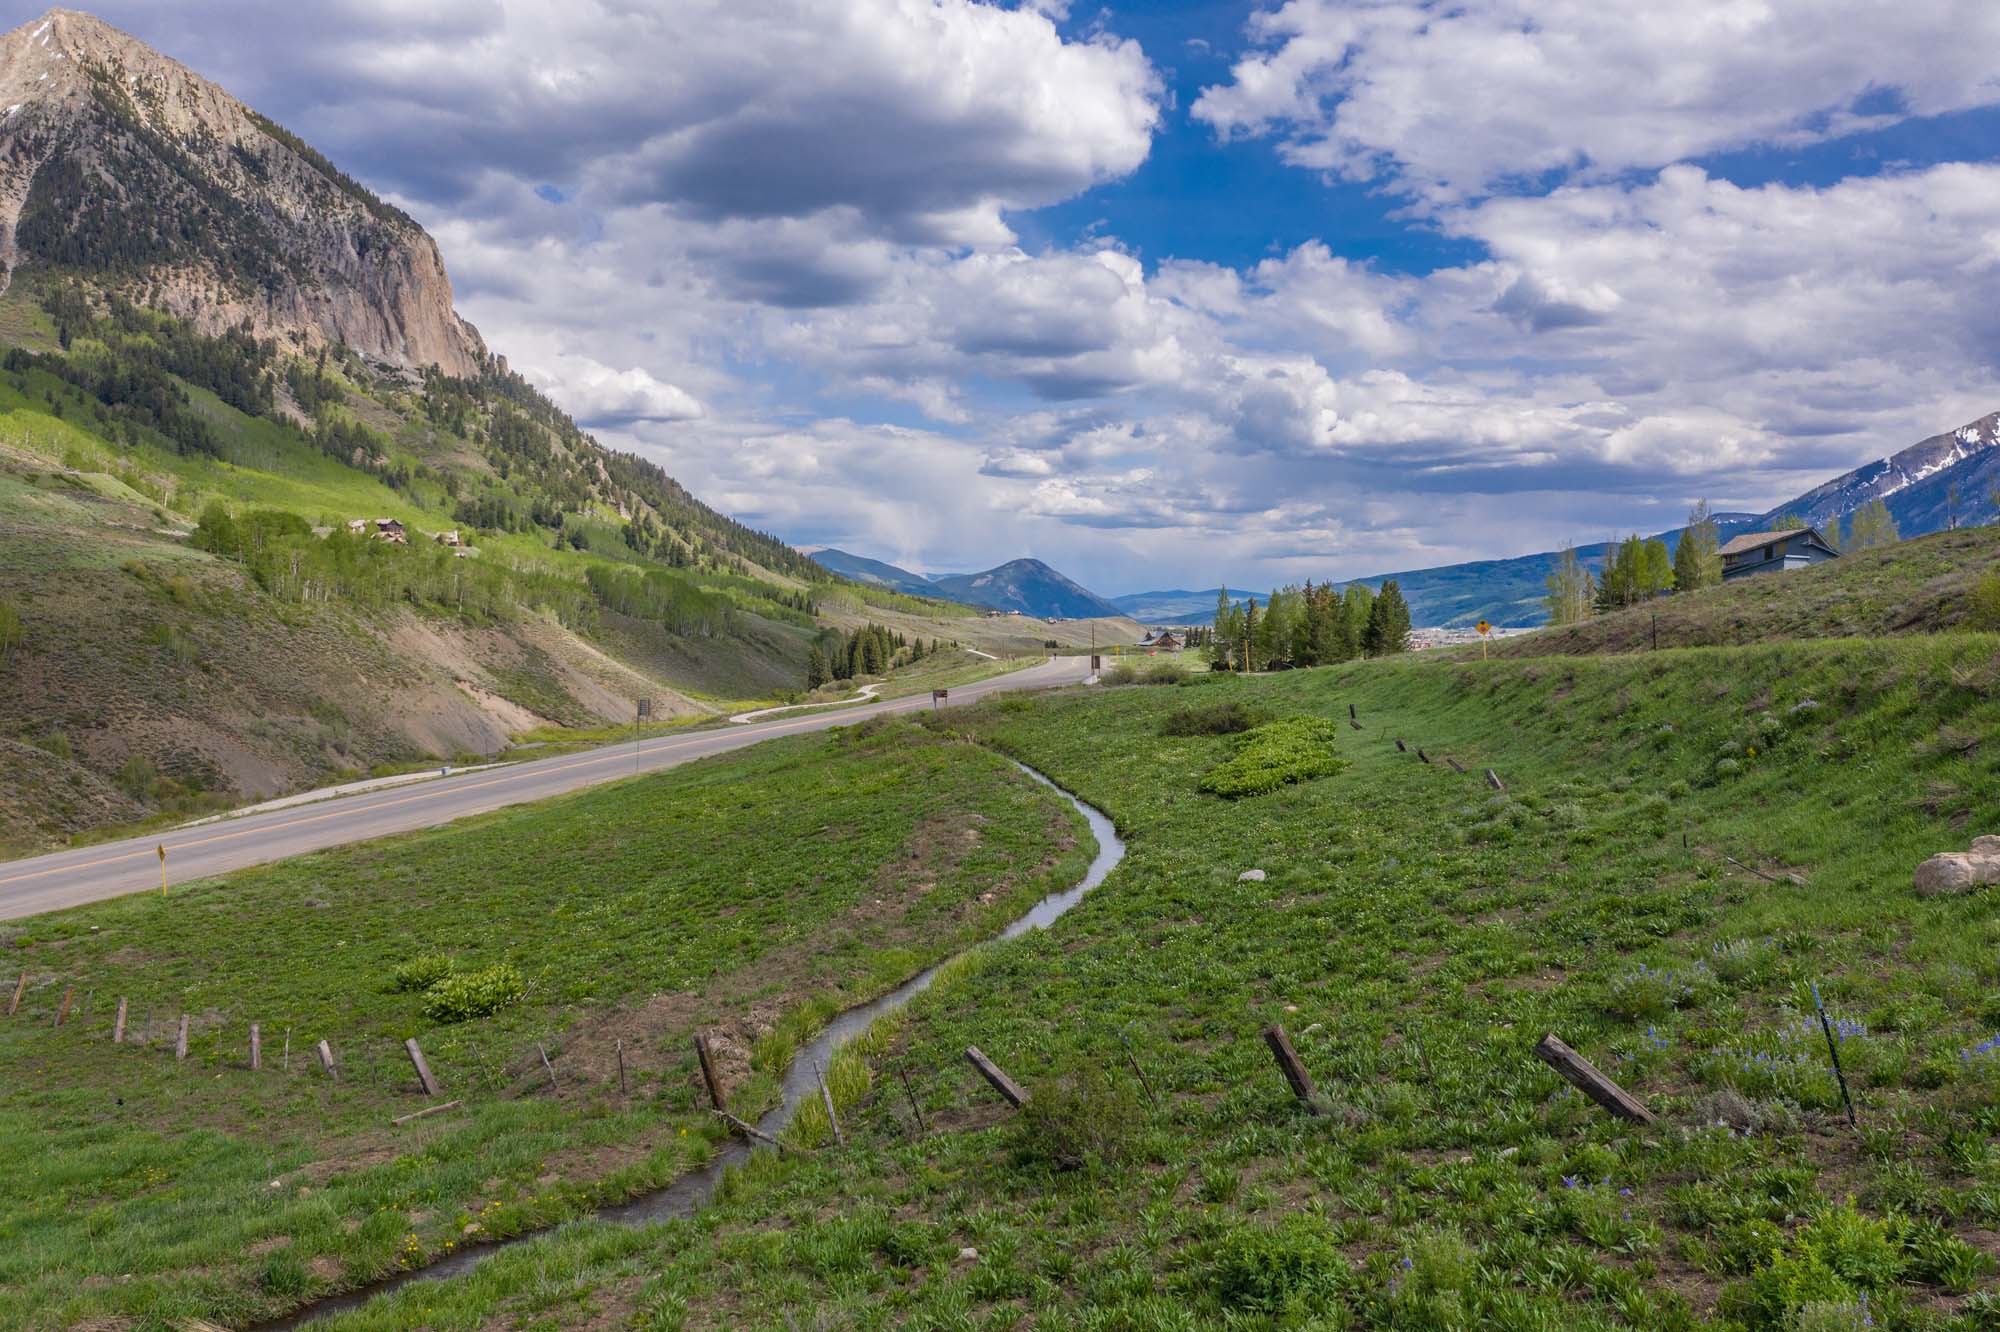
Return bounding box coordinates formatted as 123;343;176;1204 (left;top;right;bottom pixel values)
0;7;484;377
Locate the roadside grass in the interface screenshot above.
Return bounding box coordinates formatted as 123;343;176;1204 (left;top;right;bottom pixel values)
0;721;1091;1331
1498;525;2000;658
283;632;2000;1331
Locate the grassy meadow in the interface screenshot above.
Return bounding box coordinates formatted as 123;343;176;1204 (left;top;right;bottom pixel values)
251;629;2000;1332
0;722;1090;1330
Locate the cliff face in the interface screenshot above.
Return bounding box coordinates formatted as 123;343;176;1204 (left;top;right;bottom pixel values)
0;7;483;376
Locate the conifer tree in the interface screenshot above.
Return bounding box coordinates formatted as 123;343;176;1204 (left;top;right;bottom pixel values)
1363;581;1412;655
804;645;829;690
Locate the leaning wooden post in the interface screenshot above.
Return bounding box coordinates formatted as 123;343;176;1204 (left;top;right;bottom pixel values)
1417;748;1431;764
175;1015;190;1061
113;997;128;1044
1349;703;1357;721
316;1039;338;1079
898;1064;927;1133
8;971;26;1017
694;1033;726;1111
1485;768;1505;791
1532;1033;1656;1123
1395;738;1407;753
815;1059;844;1147
1445;758;1466;773
615;1039;627;1095
405;1038;442;1097
964;1046;1031;1108
1263;1024;1318;1105
249;1022;261;1070
54;987;75;1027
537;1043;559;1092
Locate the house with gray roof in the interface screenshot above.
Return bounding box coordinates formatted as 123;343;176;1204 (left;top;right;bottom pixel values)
1719;527;1840;581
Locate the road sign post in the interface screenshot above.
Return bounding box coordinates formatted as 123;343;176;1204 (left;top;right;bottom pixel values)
157;844;167;896
1475;619;1492;660
931;688;948;712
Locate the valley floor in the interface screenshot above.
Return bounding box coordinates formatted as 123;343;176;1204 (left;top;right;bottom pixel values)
12;633;2000;1330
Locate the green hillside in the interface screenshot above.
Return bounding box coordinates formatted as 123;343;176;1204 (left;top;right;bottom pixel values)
1496;525;2000;659
25;625;1995;1331
0;277;997;849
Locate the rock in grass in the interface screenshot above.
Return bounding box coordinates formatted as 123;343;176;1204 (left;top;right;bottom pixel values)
1913;850;2000;896
1238;869;1267;882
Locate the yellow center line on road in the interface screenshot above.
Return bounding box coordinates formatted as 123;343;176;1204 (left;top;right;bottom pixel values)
0;694;955;889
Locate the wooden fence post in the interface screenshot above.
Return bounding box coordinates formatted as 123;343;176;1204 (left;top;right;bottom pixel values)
1445;758;1466;773
1485;768;1505;791
114;997;128;1044
537;1043;559;1092
1395;738;1407;753
316;1039;337;1079
1417;748;1431;764
54;987;75;1027
405;1038;442;1097
1263;1024;1319;1105
964;1046;1030;1108
615;1039;627;1095
250;1022;261;1070
694;1033;726;1111
175;1015;190;1061
8;971;25;1017
1532;1033;1656;1123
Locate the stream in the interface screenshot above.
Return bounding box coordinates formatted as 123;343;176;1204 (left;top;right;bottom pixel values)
252;761;1125;1330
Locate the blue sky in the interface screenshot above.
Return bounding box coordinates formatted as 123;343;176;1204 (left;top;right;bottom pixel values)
61;0;2000;596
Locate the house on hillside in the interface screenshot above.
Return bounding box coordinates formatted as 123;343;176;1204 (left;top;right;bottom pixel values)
433;528;464;548
373;518;407;544
1719;527;1839;581
1148;630;1184;651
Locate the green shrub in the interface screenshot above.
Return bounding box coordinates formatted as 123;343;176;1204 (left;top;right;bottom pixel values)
420;963;525;1023
1101;663;1139;685
1967;571;2000;631
1729;1202;1904;1329
1143;661;1187;685
1016;1059;1144;1170
1205;1216;1347;1312
1159;701;1263;736
1199;717;1348;798
388;952;455;994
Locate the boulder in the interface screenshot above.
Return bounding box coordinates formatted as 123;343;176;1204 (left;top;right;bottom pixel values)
1913;852;2000;896
1974;836;2000;856
1238;869;1267;882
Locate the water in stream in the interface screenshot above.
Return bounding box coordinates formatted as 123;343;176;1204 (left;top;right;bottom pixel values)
254;762;1123;1330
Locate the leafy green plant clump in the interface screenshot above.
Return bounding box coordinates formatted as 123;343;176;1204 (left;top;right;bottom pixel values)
388;952;454;993
1199;716;1348;798
1159;700;1264;736
419;963;526;1024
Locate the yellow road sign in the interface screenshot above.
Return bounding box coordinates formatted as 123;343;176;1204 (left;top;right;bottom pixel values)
1475;620;1492;660
157;843;167;896
1475;620;1492;635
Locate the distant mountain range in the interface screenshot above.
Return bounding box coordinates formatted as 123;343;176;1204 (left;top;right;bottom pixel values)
803;548;985;605
1117;411;2000;628
807;550;1125;619
821;409;2000;631
1764;410;2000;538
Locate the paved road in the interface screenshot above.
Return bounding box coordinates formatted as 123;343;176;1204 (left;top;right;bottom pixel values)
0;656;1091;922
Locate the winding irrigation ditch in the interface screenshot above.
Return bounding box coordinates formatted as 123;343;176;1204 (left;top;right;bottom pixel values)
253;760;1126;1330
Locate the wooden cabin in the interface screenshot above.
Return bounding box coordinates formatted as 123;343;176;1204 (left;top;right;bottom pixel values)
1719;527;1839;581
